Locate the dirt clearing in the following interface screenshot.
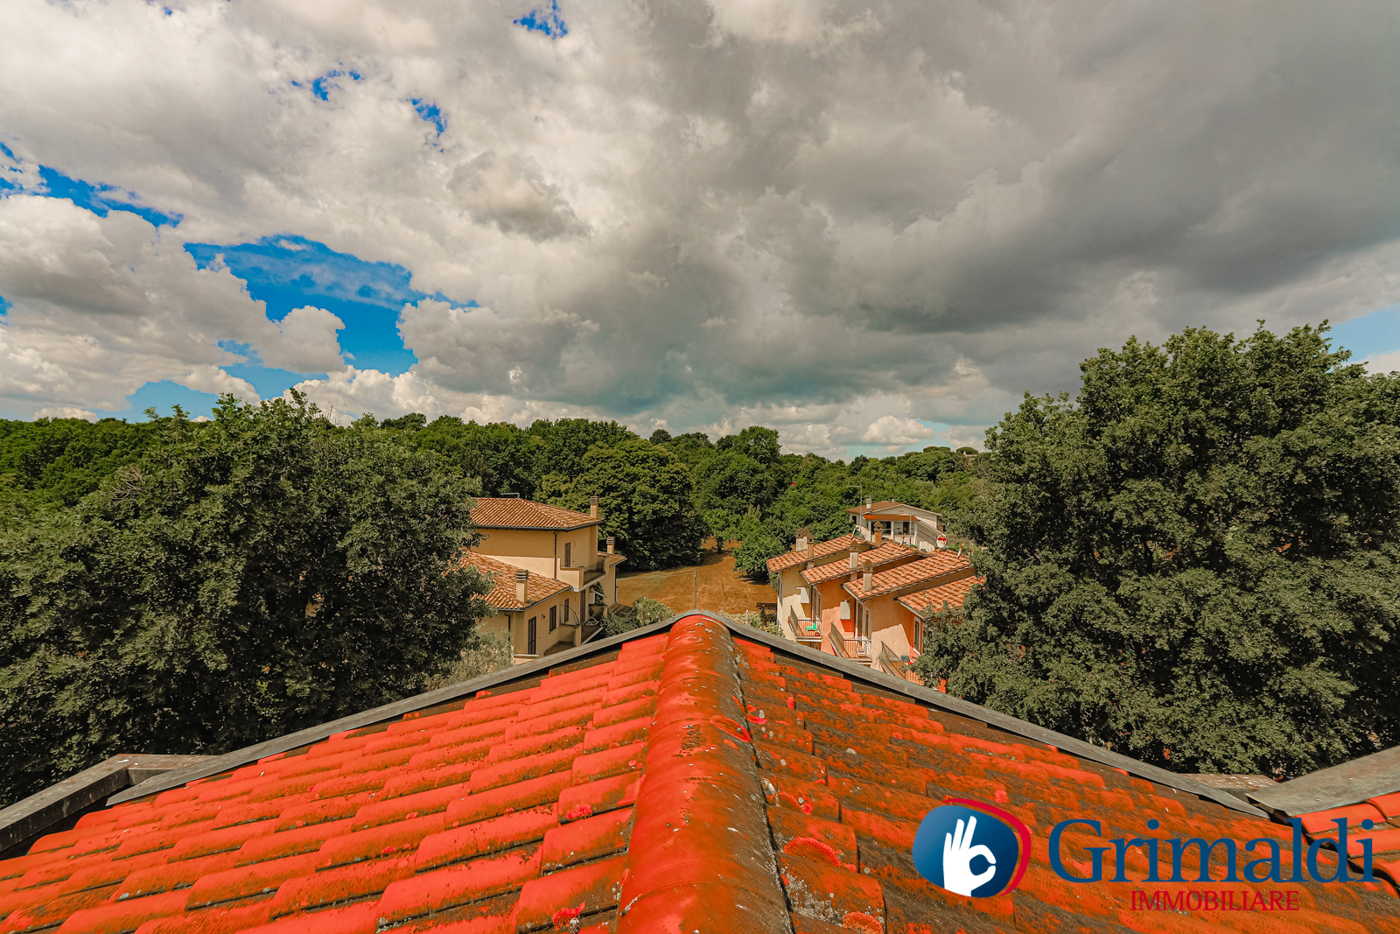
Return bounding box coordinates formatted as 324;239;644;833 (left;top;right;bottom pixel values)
616;546;772;616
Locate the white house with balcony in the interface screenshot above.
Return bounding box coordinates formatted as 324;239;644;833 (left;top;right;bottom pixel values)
846;499;947;552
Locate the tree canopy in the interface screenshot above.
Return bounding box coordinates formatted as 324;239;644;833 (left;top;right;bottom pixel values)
539;438;702;571
0;395;491;806
913;325;1400;777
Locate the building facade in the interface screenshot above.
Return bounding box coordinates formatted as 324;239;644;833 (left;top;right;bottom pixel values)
466;496;626;662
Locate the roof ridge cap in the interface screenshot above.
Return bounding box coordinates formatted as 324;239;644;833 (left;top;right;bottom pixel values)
616;615;792;932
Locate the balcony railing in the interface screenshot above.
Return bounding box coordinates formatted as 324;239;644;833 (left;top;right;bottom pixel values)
557;554;607;590
787;608;822;646
878;644;923;685
826;623;873;666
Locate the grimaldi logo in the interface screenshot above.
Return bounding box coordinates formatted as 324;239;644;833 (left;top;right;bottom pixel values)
912;799;1032;897
913;797;1380;910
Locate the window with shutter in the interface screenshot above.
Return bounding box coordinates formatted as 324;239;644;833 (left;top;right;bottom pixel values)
527;617;537;655
564;542;572;567
549;605;557;632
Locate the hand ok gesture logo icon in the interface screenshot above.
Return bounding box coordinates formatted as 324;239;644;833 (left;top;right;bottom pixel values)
912;799;1032;898
941;815;998;896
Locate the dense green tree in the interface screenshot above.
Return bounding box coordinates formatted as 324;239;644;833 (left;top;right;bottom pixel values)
529;418;639;480
539;439;701;571
0;395;491;807
657;431;717;472
716;425;781;467
0;417;164;507
401;418;541;498
648;428;672;444
914;325;1400;777
695;452;780;529
731;513;786;580
380;413;428;432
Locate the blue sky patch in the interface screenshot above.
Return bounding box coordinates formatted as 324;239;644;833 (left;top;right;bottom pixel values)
411;99;446;136
0;159;182;228
311;69;361;101
185;234;476;377
113;380;224;421
0;295;10;316
515;0;567;38
1331;305;1400;363
216;339;329;400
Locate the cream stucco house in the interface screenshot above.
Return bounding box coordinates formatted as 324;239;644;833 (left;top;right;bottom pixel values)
464;496;626;662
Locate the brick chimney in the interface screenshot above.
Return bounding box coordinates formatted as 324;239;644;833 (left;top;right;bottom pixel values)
849;544;860;571
873;523;883;546
862;560;873;593
606;536;615;555
589;495;599;519
515;568;528;604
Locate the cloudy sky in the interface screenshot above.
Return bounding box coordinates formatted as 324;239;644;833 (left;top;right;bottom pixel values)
2;0;1399;456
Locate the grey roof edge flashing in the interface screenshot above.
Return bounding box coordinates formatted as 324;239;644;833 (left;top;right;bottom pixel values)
710;611;1268;819
1;754;210;855
1246;743;1400;818
107;608;1263;818
106;616;678;806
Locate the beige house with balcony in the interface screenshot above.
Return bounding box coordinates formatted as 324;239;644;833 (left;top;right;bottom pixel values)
841;551;978;676
466;496;626;662
765;531;868;643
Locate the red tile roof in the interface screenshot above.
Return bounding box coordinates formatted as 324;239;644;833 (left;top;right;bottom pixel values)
459;552;569;611
844;552;974;599
897;575;985;614
767;534;861;574
801;542;919;585
470;498;601;530
1295;793;1400;897
4;616;1398;933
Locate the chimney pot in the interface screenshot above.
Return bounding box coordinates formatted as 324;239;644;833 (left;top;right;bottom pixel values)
865;496;872;508
606;536;615;555
874;524;883;545
515;568;528;603
589;495;599;519
795;533;808;552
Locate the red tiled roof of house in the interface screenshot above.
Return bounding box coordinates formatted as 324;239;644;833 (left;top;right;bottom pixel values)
4;616;1398;933
1293;795;1400;888
766;533;862;574
844;551;974;599
801;542;919;584
897;575;985;614
459;552;570;611
470;498;601;530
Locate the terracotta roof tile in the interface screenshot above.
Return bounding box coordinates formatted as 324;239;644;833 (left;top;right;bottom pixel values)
802;542;919;584
457;551;569;611
767;534;861;574
469;498;600;530
1294;796;1400;893
5;617;1399;934
844;551;974;599
897;575;985;613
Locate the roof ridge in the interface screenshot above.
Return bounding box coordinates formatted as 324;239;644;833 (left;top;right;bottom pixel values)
615;616;790;930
